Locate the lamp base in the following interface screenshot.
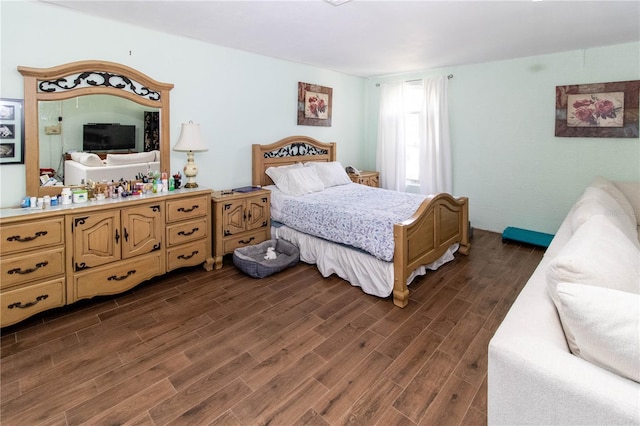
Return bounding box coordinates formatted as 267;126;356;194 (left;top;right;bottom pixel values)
184;182;199;188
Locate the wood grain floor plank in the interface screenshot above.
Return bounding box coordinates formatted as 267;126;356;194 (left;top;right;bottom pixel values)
0;230;543;426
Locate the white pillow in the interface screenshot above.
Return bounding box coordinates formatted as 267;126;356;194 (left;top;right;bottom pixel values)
590;176;637;228
70;152;103;167
151;150;161;162
306;161;352;188
555;282;640;383
106;151;155;166
265;163;304;185
571;186;639;248
547;215;640;353
274;166;325;196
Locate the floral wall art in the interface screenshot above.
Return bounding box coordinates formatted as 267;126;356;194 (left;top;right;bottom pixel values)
297;82;332;127
555;80;639;138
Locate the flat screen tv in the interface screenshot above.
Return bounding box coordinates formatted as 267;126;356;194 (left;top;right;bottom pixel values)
83;123;136;151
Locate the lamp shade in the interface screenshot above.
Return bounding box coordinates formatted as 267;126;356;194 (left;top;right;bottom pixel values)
173;121;208;152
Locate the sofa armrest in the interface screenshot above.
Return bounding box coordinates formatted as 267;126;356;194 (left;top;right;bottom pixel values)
489;334;640;425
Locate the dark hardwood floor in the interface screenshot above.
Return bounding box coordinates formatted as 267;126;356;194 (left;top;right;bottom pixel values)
1;229;544;425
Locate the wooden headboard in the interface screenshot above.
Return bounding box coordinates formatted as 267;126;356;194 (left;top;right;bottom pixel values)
252;135;337;186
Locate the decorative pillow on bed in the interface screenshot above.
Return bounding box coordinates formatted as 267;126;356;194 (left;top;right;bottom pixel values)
555;283;640;383
106;151;156;166
571;186;639;248
265;163;304;185
547;215;640;354
70;152;104;167
306;161;352;188
273;166;325;196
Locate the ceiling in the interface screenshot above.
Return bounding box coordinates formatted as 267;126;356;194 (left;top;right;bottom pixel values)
43;0;640;77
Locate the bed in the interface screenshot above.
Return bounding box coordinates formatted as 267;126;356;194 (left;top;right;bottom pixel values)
252;135;470;307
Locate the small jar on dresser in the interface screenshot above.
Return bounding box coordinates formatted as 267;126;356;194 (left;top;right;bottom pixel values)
211;188;271;269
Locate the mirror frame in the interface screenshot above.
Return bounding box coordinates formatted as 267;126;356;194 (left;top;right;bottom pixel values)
18;60;173;197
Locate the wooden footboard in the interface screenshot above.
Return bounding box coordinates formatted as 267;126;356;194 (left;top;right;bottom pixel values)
392;194;470;307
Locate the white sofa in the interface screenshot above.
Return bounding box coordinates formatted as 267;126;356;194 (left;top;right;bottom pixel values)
63;151;160;185
488;177;640;425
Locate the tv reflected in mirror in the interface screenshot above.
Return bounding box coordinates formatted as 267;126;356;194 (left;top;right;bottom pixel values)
83;123;135;151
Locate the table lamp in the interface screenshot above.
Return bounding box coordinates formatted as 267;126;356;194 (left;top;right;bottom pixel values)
172;121;208;188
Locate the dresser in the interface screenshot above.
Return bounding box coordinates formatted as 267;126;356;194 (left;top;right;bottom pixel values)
211;189;271;269
0;188;213;327
348;171;380;188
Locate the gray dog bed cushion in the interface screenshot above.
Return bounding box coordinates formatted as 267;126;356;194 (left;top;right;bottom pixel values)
233;239;300;278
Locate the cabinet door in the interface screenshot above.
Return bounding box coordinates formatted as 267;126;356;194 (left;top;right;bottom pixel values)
221;199;246;236
72;211;120;271
245;195;270;231
121;204;163;259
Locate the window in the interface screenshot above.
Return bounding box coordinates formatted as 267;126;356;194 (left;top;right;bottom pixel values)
403;81;423;182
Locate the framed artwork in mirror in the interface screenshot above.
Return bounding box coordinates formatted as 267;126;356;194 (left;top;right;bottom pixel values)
297;82;332;127
555;80;639;138
0;98;24;164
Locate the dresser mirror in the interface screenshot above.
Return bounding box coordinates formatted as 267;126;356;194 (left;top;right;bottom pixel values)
18;60;174;197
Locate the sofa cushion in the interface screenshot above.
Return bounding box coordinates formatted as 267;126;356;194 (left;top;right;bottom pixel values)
547;215;640;354
70;151;104;167
571;186;639;248
106;151;156;166
556;282;640;383
590;176;637;228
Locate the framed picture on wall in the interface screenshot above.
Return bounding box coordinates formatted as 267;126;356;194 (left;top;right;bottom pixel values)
0;98;24;164
297;82;332;127
555;80;639;138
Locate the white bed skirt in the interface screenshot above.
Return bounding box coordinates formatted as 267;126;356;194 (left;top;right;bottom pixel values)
272;224;459;298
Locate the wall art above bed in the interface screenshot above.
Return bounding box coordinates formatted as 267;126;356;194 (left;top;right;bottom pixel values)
297;82;332;127
555;80;639;138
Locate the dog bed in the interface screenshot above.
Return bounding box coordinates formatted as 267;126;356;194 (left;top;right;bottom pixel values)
233;239;300;278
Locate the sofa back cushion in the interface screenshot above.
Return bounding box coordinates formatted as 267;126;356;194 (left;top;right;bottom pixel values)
547;215;640;354
590;176;637;228
571;186;639;248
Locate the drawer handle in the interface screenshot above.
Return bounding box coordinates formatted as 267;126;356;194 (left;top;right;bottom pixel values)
8;294;49;310
178;227;199;236
178;250;199;260
177;205;199;213
7;231;48;243
107;270;136;281
239;237;255;245
8;261;49;275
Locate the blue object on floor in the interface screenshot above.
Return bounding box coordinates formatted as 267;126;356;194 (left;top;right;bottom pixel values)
502;227;554;248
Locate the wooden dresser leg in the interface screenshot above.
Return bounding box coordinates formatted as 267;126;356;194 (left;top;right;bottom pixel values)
393;288;409;308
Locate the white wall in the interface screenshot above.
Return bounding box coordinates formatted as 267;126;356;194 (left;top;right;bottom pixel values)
0;1;366;208
365;42;640;234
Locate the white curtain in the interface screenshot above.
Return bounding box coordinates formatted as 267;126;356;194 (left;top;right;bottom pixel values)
420;76;452;194
376;76;452;194
376;81;406;192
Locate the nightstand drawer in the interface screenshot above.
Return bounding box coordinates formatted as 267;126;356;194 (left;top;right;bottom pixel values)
1;278;65;327
1;247;65;289
166;218;208;246
223;229;269;253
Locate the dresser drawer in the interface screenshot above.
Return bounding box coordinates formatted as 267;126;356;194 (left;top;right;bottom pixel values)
1;247;65;289
166;196;209;223
73;252;163;301
222;229;269;254
1;278;65;327
167;240;208;271
166;218;208;247
1;217;64;255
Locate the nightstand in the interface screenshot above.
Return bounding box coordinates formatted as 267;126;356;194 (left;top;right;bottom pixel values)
349;171;380;188
211;189;271;269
